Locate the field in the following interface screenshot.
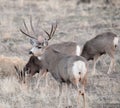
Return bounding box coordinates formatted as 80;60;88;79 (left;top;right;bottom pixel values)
0;0;120;108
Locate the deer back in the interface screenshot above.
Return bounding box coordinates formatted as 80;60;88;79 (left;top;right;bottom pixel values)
81;32;118;60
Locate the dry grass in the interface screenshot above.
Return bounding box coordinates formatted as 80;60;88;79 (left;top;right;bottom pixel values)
0;102;11;108
0;0;120;108
0;55;26;78
0;76;20;94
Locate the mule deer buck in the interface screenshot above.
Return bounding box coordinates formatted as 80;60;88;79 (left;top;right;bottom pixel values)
20;18;81;56
20;18;82;85
81;32;119;75
24;46;88;108
23;41;82;88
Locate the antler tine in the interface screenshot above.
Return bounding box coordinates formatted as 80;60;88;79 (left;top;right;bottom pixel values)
36;18;40;35
36;18;40;28
43;24;54;40
50;22;57;38
23;19;29;34
20;29;37;40
22;19;31;37
20;18;38;40
30;16;36;36
49;24;54;39
43;29;51;39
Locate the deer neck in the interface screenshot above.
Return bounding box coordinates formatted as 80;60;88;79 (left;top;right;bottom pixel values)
37;55;49;70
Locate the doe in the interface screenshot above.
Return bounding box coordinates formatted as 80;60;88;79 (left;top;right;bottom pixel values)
81;32;119;75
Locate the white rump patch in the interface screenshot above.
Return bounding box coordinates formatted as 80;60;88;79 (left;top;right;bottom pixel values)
72;61;87;79
113;37;119;46
76;45;81;56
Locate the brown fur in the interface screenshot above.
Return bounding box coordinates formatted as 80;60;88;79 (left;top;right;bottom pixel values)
24;48;88;108
81;32;118;74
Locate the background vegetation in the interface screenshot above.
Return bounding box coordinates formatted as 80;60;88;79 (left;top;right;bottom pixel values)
0;0;120;108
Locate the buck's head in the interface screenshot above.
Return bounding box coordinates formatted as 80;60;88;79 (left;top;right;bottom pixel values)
20;17;57;56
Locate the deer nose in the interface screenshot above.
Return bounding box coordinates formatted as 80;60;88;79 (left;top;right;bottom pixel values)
29;51;33;55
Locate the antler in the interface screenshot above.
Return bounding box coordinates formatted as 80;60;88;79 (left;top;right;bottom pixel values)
30;16;36;35
20;29;37;40
44;22;57;40
20;17;39;40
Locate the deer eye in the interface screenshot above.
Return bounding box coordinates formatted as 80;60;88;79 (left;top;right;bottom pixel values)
39;42;44;46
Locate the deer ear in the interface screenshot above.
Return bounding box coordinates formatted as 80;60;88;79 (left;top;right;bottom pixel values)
30;39;35;45
43;39;48;46
30;39;38;45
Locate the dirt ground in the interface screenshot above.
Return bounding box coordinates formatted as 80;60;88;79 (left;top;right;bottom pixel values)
0;0;120;108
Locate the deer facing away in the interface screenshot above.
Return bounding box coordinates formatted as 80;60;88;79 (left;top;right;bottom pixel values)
24;46;88;108
81;32;119;75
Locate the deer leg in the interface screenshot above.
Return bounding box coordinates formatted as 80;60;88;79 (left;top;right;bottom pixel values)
107;57;115;74
26;74;32;90
35;73;42;89
81;92;85;108
44;72;49;93
81;80;86;108
76;73;87;108
71;78;81;108
58;83;63;97
77;84;81;108
107;50;115;74
80;74;87;108
92;54;100;75
35;70;47;89
65;84;72;108
74;79;81;108
44;72;48;88
35;73;41;89
58;83;63;108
